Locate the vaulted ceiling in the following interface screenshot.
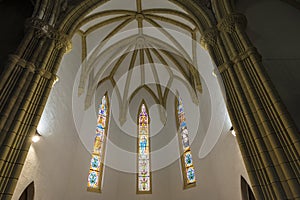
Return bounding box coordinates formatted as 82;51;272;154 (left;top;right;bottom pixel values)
75;0;203;123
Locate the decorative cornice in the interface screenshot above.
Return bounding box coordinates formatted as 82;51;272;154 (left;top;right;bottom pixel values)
217;13;247;33
25;18;72;52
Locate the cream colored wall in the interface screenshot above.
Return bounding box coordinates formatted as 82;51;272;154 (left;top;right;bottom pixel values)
10;1;300;200
12;29;250;200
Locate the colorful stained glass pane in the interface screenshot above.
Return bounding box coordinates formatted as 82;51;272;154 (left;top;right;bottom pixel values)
139;146;149;155
181;129;190;150
180;121;187;128
184;151;193;167
93;136;102;154
139;160;150;176
139;135;148;145
88;171;100;188
138;103;151;193
187;167;195;183
87;95;109;192
139;153;149;160
138;177;150;191
90;155;101;170
177;96;196;187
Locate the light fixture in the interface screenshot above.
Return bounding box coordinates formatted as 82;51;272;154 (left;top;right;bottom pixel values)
212;70;217;77
230;126;236;137
32;130;41;143
52;76;59;87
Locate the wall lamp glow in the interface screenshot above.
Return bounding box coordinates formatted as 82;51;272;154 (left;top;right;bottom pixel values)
230;126;236;137
52;76;59;87
32;131;41;143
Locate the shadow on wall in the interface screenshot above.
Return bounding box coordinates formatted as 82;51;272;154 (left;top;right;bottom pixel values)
235;0;300;128
0;0;33;73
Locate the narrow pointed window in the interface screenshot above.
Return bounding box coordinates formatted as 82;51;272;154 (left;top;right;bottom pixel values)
176;96;196;189
87;94;109;193
137;102;152;194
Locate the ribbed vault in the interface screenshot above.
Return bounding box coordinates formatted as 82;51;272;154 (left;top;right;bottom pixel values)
76;0;203;124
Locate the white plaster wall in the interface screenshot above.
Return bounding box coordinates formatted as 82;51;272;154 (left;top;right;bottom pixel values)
11;0;262;199
12;1;300;199
12;37;249;200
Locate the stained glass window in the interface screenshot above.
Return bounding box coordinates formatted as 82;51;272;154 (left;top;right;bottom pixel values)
137;103;152;194
176;96;196;188
87;95;109;193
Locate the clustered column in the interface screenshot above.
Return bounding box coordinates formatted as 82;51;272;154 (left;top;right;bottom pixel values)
0;17;70;200
202;12;300;199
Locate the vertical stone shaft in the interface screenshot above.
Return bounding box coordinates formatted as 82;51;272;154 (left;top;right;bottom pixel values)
214;12;300;199
0;16;68;199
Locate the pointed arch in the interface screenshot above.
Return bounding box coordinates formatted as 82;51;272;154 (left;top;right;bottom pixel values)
19;181;34;200
241;176;256;200
137;101;152;194
87;93;110;193
175;94;196;189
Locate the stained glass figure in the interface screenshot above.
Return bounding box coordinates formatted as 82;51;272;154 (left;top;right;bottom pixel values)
137;103;152;194
176;96;196;188
87;95;109;193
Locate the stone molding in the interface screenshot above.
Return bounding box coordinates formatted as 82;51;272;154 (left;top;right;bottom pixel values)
25;17;72;52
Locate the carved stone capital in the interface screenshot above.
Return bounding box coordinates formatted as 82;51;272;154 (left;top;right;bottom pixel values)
25;18;51;38
200;28;218;49
50;32;72;52
25;17;72;52
217;13;247;33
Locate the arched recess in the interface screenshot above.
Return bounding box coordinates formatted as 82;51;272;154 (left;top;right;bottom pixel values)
137;101;152;194
19;182;34;200
241;176;256;200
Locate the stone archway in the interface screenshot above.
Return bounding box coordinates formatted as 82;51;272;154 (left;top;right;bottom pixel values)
0;0;299;199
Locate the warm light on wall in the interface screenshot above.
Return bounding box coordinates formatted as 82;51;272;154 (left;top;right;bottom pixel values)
212;70;217;77
52;76;59;87
32;131;41;143
230;126;236;137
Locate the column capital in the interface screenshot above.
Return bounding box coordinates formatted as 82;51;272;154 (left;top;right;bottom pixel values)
25;17;50;38
25;17;72;52
217;13;247;33
200;27;218;49
50;32;72;53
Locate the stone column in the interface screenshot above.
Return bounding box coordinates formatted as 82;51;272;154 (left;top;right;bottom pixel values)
0;17;70;200
202;13;300;199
